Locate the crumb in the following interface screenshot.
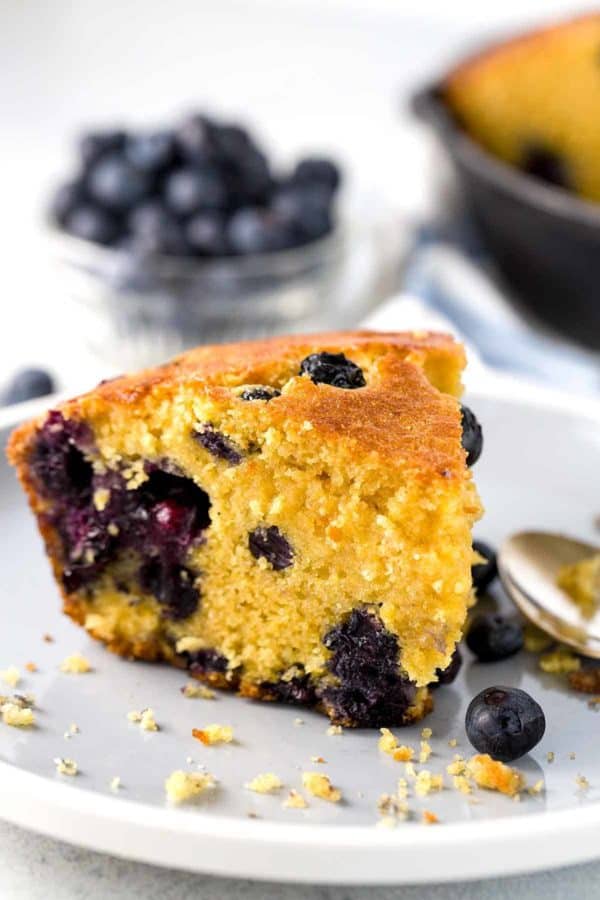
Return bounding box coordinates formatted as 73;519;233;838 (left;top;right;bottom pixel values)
422;810;439;825
326;725;343;736
394;746;415;762
419;740;432;763
283;789;308;809
247;811;259;819
181;682;215;699
569;668;600;694
0;667;20;688
1;703;35;727
302;772;342;803
192;724;233;745
25;662;37;673
165;770;215;803
575;774;590;791
539;646;580;675
448;738;458;748
523;624;553;654
60;654;92;674
128;708;159;731
447;755;467;776
43;634;54;643
378;727;398;754
569;752;576;760
421;727;432;739
466;754;524;797
527;779;545;796
547;751;555;763
588;697;600;710
404;761;417;778
397;778;409;799
310;756;326;764
110;776;121;791
293;717;304;726
377;793;409;821
245;773;283;794
93;487;111;511
54;757;78;776
453;775;472;795
414;770;444;797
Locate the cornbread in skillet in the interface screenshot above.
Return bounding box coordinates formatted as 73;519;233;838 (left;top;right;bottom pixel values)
8;331;482;727
443;14;600;201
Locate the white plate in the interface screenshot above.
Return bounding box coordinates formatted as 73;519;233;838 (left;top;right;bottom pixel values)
1;376;600;885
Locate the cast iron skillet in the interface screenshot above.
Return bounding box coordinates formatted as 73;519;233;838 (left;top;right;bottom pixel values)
413;85;600;350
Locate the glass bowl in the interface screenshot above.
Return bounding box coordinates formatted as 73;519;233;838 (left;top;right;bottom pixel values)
49;225;349;369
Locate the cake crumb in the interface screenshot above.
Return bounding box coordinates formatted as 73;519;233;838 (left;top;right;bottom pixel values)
448;738;458;748
588;697;600;709
192;724;233;745
110;776;121;791
43;634;54;643
54;757;78;776
414;770;443;797
523;624;553;654
0;667;20;687
283;789;308;809
302;772;342;803
60;654;92;674
422;810;439;825
326;725;343;736
310;756;326;764
377;793;409;821
575;774;590;791
93;488;111;511
421;727;432;739
539;646;581;675
128;708;159;731
547;751;555;763
165;770;215;803
453;775;472;795
419;740;432;763
569;752;577;760
569;667;600;694
447;755;467;776
397;778;409;799
182;682;215;699
466;754;524;797
25;662;38;673
245;773;283;794
527;779;545;796
293;718;304;726
2;702;35;727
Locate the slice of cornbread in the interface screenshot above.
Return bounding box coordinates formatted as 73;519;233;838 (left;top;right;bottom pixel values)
443;14;600;201
8;331;482;727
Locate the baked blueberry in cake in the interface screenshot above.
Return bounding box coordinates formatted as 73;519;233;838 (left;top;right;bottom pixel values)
8;331;483;726
442;14;600;201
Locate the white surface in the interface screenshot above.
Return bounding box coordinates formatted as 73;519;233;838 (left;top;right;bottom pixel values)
3;377;600;885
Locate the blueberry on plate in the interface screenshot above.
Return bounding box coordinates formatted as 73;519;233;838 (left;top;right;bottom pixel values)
185;211;229;256
164;166;228;216
125;131;175;173
88;153;151;211
227;207;298;254
64;204;121;245
79;130;126;167
1;368;55;406
50;180;86;226
461;404;483;466
466;686;545;761
466;613;524;663
432;646;462;687
292;157;341;192
299;352;366;389
472;540;498;595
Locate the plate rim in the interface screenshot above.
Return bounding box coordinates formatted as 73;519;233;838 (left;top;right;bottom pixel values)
2;372;600;885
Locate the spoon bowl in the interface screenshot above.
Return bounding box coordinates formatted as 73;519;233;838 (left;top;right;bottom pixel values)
498;530;600;658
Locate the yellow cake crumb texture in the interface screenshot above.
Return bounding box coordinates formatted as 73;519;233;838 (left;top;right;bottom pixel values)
192;724;233;745
557;554;600;617
54;757;78;776
539;646;581;674
245;773;283;794
182;682;215;699
128;708;159;731
165;770;215;803
60;653;92;674
466;754;524;797
302;772;342;803
0;667;21;688
1;702;35;728
283;789;308;809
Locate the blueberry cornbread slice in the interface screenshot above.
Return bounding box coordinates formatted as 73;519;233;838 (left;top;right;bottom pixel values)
8;331;482;727
443;14;600;200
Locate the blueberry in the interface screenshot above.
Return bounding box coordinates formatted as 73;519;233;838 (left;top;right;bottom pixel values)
175;114;218;164
127;201;188;256
240;386;281;401
466;613;524;663
472;540;498;595
433;646;462;687
292;157;341;192
248;525;293;570
299;352;366;389
79;130;126;167
1;368;55;406
272;183;333;241
125;131;175;172
230;149;272;204
227;207;298;254
465;686;545;761
64;204;121;245
213;123;252;161
185;211;229;255
138;559;199;620
164;166;227;216
461;404;483;466
193;424;243;465
88;153;151;211
50;180;86;226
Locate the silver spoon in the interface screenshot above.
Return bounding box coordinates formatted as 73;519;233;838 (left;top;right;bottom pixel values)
498;531;600;658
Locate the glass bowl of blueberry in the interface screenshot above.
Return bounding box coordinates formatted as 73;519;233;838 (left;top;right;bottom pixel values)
49;113;347;368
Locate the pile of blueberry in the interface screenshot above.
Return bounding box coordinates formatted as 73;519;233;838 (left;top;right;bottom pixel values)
50;113;341;258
